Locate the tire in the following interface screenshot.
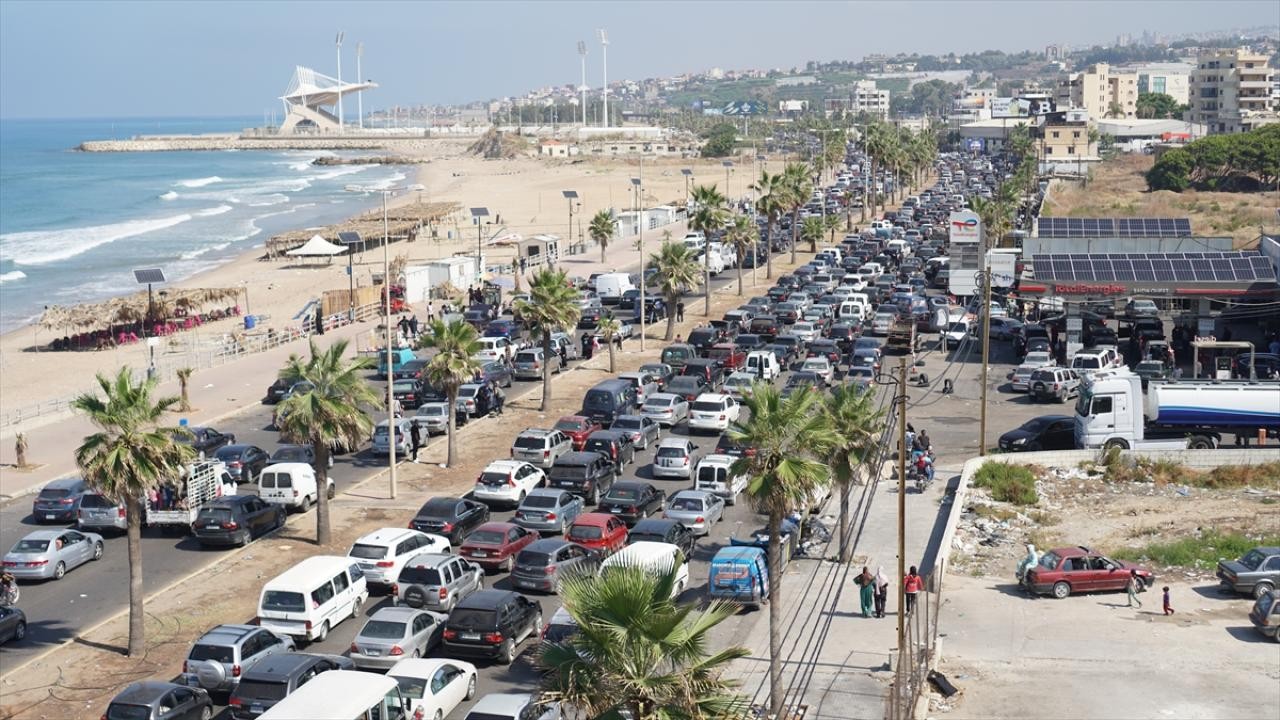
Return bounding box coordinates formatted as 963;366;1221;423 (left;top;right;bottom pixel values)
1051;581;1071;599
1103;438;1129;451
298;496;312;513
236;531;250;548
200;707;213;720
13;621;26;641
1253;582;1275;600
53;562;66;580
92;542;104;560
465;674;477;700
586;487;599;505
501;556;514;573
497;639;516;665
1187;435;1214;450
314;621;329;643
351;595;363;619
412;649;421;658
434;711;443;720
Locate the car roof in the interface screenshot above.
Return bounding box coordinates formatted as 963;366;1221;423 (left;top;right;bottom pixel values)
557;451;605;464
197;624;261;643
404;552;452;569
18;529;74;540
472;522;518;534
454;589;521;610
114;680;183;703
587;429;626;439
694;393;732;402
355;527;421;546
571;512;618;527
557;415;592;424
699;453;735;465
657;437;692;448
630;518;682;534
386;657;472;681
524;538;572;553
671;489;715;501
240;652;327;680
613;414;646;423
205;495;257;508
43;477;85;490
645;393;680;402
367;605;424;623
608;480;653;491
484;460;531;472
468;693;536;716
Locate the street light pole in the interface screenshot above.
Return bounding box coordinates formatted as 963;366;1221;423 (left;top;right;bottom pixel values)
336;32;345;134
381;190;397;499
896;356;908;657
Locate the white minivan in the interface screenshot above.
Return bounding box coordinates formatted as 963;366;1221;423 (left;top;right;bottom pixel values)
594;272;635;303
600;541;690;598
258;463;335;513
744;350;781;381
258;555;369;643
258;669;408;720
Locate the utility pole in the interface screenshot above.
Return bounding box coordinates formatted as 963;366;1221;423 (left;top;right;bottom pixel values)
598;29;609;129
381;191;397;499
896;356;908;657
978;246;993;457
356;41;364;130
335;32;345;133
638;156;646;351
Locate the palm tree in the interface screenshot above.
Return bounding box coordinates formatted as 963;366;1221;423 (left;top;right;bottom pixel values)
723;213;756;295
597;316;621;373
823;384;884;563
72;368;195;657
689;184;729;316
863;121;893;219
782;162;812;264
176;367;194;412
418;320;483;467
971;195;1012;250
276;339;379;545
729;382;836;719
649;241;701;341
514;268;581;411
750;170;785;279
540;563;748;719
588;209;615;263
800;215;826;254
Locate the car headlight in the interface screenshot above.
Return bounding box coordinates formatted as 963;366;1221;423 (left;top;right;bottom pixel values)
1011;437;1027;445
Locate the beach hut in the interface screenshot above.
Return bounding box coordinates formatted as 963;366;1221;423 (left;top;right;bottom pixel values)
285;235;348;264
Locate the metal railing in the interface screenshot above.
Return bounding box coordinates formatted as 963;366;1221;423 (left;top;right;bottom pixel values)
887;581;943;720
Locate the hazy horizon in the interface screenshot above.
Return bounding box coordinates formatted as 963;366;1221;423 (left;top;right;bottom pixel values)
1;0;1276;120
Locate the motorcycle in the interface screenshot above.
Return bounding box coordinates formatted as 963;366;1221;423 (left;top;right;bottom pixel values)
910;448;935;493
0;574;18;607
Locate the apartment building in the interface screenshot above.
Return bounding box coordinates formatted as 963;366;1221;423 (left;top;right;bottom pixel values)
1125;63;1193;105
1187;48;1279;134
823;80;890;119
1040;109;1098;163
1056;63;1138;119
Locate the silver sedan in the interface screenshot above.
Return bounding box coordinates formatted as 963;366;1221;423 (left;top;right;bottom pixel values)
4;529;104;581
349;606;447;670
611;414;661;450
641;393;689;427
662;490;725;536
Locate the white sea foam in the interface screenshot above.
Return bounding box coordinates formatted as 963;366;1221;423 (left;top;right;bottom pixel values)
177;176;223;188
0;270;27;284
195;205;233;217
367;172;408;191
312;165;373;181
1;213;195;266
179;241;232;260
247;194;289;207
159;190;179;200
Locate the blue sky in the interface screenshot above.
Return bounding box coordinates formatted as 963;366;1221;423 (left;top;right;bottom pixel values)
0;0;1274;119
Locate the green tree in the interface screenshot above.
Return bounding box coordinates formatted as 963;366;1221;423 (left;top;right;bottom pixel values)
1136;92;1181;119
689;184;729;316
588;209;616;264
540;563;748;719
1145;147;1193;191
729;382;835;718
823;385;885;563
73;369;195;657
277;339;378;544
800;215;826;254
863;122;894;219
701;123;738;157
1106;100;1126;119
750;170;786;279
649;242;702;341
971;195;1012;249
723;213;757;296
418;320;483;468
782;162;813;264
597;316;621;373
514;269;581;411
175;367;194;412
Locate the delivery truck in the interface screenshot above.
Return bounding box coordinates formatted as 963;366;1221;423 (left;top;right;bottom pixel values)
1074;369;1280;450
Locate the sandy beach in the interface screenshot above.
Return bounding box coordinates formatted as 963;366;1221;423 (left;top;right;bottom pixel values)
0;137;763;426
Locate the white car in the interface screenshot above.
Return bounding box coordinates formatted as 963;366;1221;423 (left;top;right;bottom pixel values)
471;460;546;507
871;312;896;335
348;528;451;586
722;371;757;400
791;322;820;343
687;393;741;434
1009;351;1054;392
641;393;689;427
474;336;516;363
694;454;748;505
388;658;478;720
799;357;835;385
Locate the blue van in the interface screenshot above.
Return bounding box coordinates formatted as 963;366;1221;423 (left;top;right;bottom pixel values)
709;546;770;610
377;348;417;378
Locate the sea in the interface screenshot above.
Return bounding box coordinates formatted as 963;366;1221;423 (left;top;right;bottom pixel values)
0;117;408;334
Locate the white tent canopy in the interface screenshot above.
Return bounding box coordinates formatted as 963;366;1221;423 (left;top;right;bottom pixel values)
286;235;348;256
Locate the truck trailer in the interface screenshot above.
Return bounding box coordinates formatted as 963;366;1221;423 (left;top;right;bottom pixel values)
1074;369;1280;450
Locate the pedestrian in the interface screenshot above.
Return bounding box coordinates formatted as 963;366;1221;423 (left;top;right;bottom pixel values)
409;422;423;463
558;343;568;368
903;566;923;615
873;566;889;618
492;381;506;415
1162;586;1174;616
1126;569;1143;608
582;332;594;360
858;566;875;618
676;300;685;322
426;300;434;322
408;314;419;338
1270;335;1280;357
675;334;683;344
398;316;410;337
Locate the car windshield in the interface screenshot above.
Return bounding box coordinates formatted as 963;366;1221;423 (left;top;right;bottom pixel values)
392;675;427;701
1239;549;1267;570
691;401;723;412
360;620;407;640
12;539;49;553
447;609;495;630
656;446;687;458
196;508;233;524
105;704;152;720
514;436;545;449
568;525;603;541
480;471;510;485
417;405;446;417
260;590;306;613
517;551;553;567
397;565;443;585
37;489;69;500
79;494;115;509
605;487;639;501
671;497;702;511
467;530;505;545
1021;418;1049;432
188;643;234;663
272;447;309;462
643;398;674;410
613;418;640;430
549;465;587;480
235;679;290;701
1037;551;1061;570
349;544;387;560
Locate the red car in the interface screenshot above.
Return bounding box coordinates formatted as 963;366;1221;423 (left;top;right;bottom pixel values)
554;415;602;451
566;513;629;558
459;522;539;572
1027;546;1154;599
707;343;747;371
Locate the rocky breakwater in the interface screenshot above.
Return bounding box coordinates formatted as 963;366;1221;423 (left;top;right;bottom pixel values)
77;136;439;152
311;155;429;166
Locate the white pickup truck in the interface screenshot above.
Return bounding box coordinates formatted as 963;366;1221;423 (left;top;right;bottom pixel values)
146;460;235;531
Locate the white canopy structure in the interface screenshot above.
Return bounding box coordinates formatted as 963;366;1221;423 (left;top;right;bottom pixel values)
278;66;378;134
286;235;348;256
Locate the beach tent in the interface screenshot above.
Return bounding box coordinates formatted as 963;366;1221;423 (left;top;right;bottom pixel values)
286;235;347;257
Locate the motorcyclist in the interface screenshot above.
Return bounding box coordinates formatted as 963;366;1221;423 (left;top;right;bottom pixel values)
1;572;17;606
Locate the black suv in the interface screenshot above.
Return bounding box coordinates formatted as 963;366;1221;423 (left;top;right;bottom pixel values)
582;430;636;473
178;426;236;456
681;359;726;390
686;326;725;356
442;589;543;665
410;497;491;544
547;451;616;504
228;652;354;719
192;496;285;548
627;518;697;557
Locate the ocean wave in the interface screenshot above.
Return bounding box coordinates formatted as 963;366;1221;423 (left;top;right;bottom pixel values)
1;213;195;266
312;165;373;181
367;172;408;191
195;205;233;217
177;176;223;188
0;270;27;284
179;241;231;260
247;194;289;207
159;190;179;200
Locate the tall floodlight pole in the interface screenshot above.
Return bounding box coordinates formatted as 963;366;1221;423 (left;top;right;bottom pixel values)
336;32;345;133
632;164;646;351
578;41;589;126
356;42;364;130
597;29;609;128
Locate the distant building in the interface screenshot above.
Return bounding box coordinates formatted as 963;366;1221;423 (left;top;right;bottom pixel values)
1125;63;1193;105
1040;109;1098;170
852;80;890;118
775;75;817;87
1057;63;1138;119
1187;48;1279;134
1045;44;1066;62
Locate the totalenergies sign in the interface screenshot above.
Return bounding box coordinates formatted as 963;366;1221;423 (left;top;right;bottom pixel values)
949;211;981;244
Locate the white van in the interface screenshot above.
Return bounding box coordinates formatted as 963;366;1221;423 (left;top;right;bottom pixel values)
744;350;781;381
696;251;726;276
694;454;748;505
838;300;868;322
600;541;690;598
885;239;911;257
258;463;335;513
258;670;408;720
258;555;369;643
594;272;635;303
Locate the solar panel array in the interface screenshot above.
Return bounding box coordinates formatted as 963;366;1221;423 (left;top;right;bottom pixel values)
1038;217;1192;238
1030;252;1277;284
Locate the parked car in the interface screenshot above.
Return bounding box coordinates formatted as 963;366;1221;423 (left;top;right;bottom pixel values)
553;415;601;451
1249;590;1280;642
192;496;286;548
513;489;585;535
4;529;104;581
75;492;128;534
0;606;25;646
640;393;689;427
566;513;629;558
386;659;478;720
638;362;674;391
180;624;296;693
546;452;616;505
104;681;213;720
372;418;413;456
394;554;484;613
228;653;353;720
31;477;90;524
478;361;514;389
411;402;456;436
597;481;666;526
459;522;539;573
391;379;426;411
409;497;490;545
269;444;334;470
662;489;726;536
177;426;236;457
610;414;660;450
213;444;271;484
472;460;546;508
510;538;599;593
627;518;696;559
666;376;709;403
687;393;741;433
998;415;1076;452
617;371;660;406
348;606;446;670
1026;546;1153;599
441;590;542;664
347;528;451;588
1217;546;1280;599
582;430;636;472
455;384;495;418
652;438;702;480
513;349;561;381
1029;367;1081;403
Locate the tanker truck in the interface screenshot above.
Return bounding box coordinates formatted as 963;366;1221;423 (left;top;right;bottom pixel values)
1074;368;1280;450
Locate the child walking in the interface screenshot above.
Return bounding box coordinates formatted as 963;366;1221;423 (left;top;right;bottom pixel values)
1162;586;1174;616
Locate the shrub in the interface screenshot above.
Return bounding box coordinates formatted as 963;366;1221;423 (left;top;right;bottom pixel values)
972;462;1038;505
1114;531;1280;570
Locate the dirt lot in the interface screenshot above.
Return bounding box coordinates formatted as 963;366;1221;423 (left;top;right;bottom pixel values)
1041;155;1275;249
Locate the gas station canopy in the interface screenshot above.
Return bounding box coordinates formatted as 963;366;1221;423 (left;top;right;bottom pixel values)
1022;251;1278;297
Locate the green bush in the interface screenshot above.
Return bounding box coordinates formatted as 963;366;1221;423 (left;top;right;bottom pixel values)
972;462;1038;505
1114;531;1280;569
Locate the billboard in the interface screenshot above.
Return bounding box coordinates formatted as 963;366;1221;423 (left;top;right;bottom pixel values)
722;101;764;116
948;211;982;297
990;97;1031;119
986;251;1017;288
